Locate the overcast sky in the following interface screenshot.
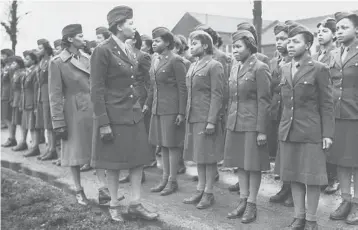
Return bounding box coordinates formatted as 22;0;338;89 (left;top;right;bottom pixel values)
1;0;358;54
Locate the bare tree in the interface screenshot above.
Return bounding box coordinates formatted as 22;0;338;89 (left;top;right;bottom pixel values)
1;0;29;53
253;0;262;52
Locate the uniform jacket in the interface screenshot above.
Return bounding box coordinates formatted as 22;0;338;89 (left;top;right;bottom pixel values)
329;40;358;120
278;56;334;143
269;55;292;121
11;69;26;108
312;44;336;65
37;57;51;103
146;50;187;115
186;56;224;124
1;66;12;101
227;54;272;134
213;48;231;111
22;65;37;110
132;48;151;108
90;36;145;127
49;49;92;129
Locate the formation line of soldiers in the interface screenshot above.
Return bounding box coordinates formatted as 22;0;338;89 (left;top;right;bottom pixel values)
2;5;358;230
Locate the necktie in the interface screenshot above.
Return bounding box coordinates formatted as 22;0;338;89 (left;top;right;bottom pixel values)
318;50;325;62
292;62;300;80
341;47;349;62
154;56;161;70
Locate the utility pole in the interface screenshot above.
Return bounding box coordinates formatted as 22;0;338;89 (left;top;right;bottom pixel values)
253;0;262;52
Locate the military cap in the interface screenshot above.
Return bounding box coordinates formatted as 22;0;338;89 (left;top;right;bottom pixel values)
317;17;337;33
189;30;212;42
194;24;211;31
334;11;358;23
140;34;152;41
152;27;172;39
274;22;289;35
96;26;109;35
54;39;62;48
23;50;31;57
288;24;314;44
37;38;49;45
1;48;14;57
232;30;256;44
7;55;24;67
236;22;258;42
107;6;133;28
62;24;82;37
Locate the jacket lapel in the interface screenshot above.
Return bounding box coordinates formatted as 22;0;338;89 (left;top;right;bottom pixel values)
190;56;212;77
331;48;342;69
59;49;90;75
154;51;171;74
237;55;257;78
320;45;336;64
293;58;315;86
109;37;134;66
342;40;358;67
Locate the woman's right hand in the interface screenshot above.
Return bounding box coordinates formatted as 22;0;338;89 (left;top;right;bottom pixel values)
142;105;149;114
99;125;114;143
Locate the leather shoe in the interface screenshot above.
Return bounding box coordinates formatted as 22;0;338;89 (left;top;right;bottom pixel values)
98;187;125;206
12;142;27;151
283;193;294;207
160;181;178;196
2;138;17;148
41;150;57;161
304;221;318;230
183;190;204;204
150;179;168;192
126;203;159;220
324;180;340;195
80;164;92;172
289;218;305;230
75;189;89;206
196;193;214;209
346;203;358;225
109;206;124;222
227;198;247;219
37;150;48;160
241;202;257;224
228;182;240;192
270;183;290;203
119;174;130;184
330;200;351;220
24;147;40;157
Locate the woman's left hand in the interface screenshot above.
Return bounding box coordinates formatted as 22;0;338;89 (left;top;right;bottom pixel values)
175;114;184;126
257;133;267;146
205;123;215;135
322;137;333;150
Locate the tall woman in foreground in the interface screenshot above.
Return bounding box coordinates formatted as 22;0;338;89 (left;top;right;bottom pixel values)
279;24;334;230
183;30;224;209
329;12;358;225
224;30;271;224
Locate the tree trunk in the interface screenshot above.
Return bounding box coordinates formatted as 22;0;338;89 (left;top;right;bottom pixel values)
253;0;262;52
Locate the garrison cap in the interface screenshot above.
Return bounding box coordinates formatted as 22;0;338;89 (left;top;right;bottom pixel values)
96;26;109;35
232;30;256;44
62;24;82;37
107;6;133;28
37;38;49;45
334;11;358;23
152;27;172;39
317;17;337;33
288;24;314;44
274;22;289;35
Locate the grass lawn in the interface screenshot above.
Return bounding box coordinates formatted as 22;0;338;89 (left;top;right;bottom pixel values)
1;168;181;230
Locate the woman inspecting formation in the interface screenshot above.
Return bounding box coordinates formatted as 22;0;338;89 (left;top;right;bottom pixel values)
3;6;358;228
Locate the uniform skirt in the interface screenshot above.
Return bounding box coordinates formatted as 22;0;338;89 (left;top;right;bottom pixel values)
1;101;12;121
35;103;44;129
21;109;36;130
279;141;327;185
11;107;22;125
149;114;185;148
184;122;224;164
91;119;154;170
42;102;53;129
328;119;358;168
224;131;270;171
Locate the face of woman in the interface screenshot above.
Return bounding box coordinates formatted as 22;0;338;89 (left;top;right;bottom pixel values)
96;34;105;44
10;61;19;70
317;25;334;45
37;44;45;57
152;37;168;54
336;18;357;45
24;55;34;67
190;39;206;57
232;39;251;62
69;33;85;49
287;33;308;59
275;31;289;54
119;19;136;40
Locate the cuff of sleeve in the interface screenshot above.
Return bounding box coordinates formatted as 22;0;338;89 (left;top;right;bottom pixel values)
96;113;110;127
53;120;67;129
256;126;266;135
207;118;217;125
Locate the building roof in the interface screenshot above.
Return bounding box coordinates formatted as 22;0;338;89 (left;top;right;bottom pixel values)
261;10;358;46
172;12;274;34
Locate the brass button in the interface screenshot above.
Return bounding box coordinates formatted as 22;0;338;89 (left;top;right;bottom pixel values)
130;85;133;88
129;95;133;98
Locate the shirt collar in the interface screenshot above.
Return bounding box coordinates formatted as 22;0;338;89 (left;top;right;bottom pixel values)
112;34;127;53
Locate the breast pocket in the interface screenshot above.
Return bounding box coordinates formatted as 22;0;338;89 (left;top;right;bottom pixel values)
75;92;90;111
296;79;316;101
238;73;256;97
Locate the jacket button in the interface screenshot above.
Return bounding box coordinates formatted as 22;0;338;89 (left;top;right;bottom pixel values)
339;97;341;100
130;85;133;88
290;117;293;120
130;95;133;98
131;76;134;79
340;87;342;90
291;97;293;100
291;107;293;110
340;70;342;72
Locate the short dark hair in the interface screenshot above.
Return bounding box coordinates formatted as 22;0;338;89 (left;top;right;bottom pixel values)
144;40;154;54
41;42;54;57
133;31;142;50
300;32;314;49
62;35;72;48
216;35;223;48
242;37;258;54
174;36;184;55
201;27;219;45
190;33;214;55
108;19;127;35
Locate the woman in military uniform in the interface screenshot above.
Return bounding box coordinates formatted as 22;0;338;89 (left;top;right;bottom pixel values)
95;26;111;45
269;22;294;208
183;30;224;209
90;6;158;222
21;50;41;158
313;18;340;195
9;56;28;151
1;49;17;147
140;34;154;55
329;12;358;225
224;30;271;224
145;27;187;196
49;24;93;206
279;24;334;230
53;39;62;55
